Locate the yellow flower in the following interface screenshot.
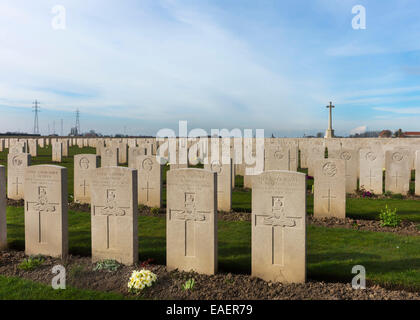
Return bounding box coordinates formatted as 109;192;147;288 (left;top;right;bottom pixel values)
128;269;157;293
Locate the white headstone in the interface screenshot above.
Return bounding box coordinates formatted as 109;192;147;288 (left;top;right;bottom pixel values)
385;149;410;195
252;170;306;283
329;149;358;193
359;148;384;194
52;142;62;162
90;167;138;265
24;165;68;258
265;143;298;172
7;153;31;200
314;159;346;219
118;142;128;164
101;147;119;167
28;139;38;157
137;155;162;208
74;154;100;204
128;147;147;169
166;169;217;275
204;159;232;212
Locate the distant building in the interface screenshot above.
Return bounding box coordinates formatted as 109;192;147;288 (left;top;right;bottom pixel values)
349;131;380;138
84;130;100;137
402;131;420;138
379;130;392;138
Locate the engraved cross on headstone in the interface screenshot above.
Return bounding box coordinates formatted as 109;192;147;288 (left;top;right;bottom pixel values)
255;196;301;266
368;169;377;188
142;181;154;202
392;172;402;189
26;186;58;243
288;149;296;171
322;189;336;212
342;160;351;179
80;180;89;196
93;189;129;249
169;193;210;257
13;176;22;195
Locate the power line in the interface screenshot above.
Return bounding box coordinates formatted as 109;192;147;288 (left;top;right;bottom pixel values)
32;100;40;134
75;109;80;135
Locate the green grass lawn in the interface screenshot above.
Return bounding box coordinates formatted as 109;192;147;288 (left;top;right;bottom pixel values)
306;195;420;223
5;206;420;291
0;275;129;300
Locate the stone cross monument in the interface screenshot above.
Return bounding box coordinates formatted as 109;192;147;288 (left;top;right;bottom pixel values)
324;101;335;139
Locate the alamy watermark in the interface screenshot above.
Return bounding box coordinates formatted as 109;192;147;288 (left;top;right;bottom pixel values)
156;121;265;175
351;265;366;289
352;5;366;30
51;5;66;30
52;265;66;290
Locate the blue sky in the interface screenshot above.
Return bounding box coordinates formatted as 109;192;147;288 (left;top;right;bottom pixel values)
1;0;420;136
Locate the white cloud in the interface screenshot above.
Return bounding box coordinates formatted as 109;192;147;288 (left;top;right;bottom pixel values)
1;0;420;136
0;0;323;135
350;125;367;135
373;107;420;114
325;43;386;57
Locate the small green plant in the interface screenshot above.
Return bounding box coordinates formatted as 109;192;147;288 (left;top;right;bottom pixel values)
384;191;393;197
151;207;160;215
379;205;401;227
18;256;45;271
182;278;195;291
138;204;148;211
93;259;121;272
69;265;86;279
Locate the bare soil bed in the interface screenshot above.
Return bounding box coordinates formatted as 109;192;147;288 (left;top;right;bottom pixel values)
0;250;418;300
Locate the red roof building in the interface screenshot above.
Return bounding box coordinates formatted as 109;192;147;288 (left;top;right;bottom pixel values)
403;131;420;138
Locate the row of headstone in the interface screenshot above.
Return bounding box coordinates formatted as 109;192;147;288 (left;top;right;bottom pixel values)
312;148;414;219
3;136;420;170
75;153;164;208
2;137;419;200
0;165;306;284
3;136;420;160
3;142;416;207
167;168;306;282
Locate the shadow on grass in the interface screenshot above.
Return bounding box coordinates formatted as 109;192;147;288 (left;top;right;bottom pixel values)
309;252;381;264
309;255;420;291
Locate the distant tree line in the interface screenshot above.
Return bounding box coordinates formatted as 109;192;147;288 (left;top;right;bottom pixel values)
0;132;41;137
